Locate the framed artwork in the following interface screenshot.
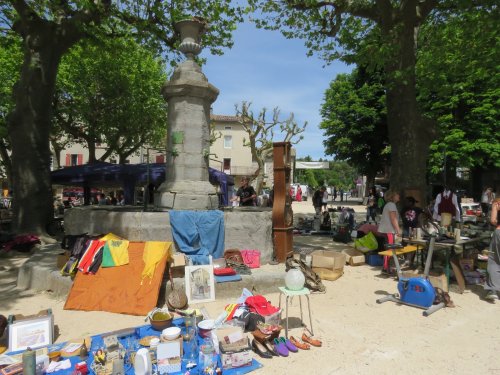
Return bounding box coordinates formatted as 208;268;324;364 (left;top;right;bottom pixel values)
185;265;215;304
8;315;54;352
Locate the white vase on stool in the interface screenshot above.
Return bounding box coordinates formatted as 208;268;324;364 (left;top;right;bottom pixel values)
285;268;305;291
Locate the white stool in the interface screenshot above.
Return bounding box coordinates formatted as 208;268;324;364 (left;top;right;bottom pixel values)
278;287;313;338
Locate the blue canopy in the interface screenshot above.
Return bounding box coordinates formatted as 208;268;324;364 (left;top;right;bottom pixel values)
51;162;234;206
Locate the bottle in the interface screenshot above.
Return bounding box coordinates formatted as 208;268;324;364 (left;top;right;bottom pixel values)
22;347;36;375
79;340;88;360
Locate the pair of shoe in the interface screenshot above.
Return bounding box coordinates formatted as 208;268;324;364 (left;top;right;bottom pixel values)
272;337;298;357
289;336;310;350
251;339;274;359
301;333;322;347
252;336;293;358
485;290;499;303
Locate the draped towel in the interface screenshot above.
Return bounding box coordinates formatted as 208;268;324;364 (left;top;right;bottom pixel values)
169;210;225;265
141;241;172;284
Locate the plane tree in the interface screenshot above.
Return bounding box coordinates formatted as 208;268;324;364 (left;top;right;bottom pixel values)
235;101;306;194
320;67;389;191
250;0;451;201
1;0;243;236
53;36;167;165
416;4;500;190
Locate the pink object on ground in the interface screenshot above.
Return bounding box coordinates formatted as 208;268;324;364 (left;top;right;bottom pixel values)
241;249;261;268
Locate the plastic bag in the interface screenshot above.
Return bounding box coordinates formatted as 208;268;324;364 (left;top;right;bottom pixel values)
354;231;378;252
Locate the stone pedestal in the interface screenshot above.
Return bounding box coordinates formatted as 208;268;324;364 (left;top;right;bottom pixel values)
155;19;219;210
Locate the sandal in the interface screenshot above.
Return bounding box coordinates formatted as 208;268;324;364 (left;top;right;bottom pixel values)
302;333;322;347
290;336;310;350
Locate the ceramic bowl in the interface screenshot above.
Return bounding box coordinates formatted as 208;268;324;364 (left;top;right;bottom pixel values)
197;319;215;338
149;311;173;331
161;326;181;341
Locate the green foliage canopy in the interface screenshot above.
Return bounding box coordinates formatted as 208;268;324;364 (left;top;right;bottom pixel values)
320;67;388;186
54;36;167;163
417;4;500;173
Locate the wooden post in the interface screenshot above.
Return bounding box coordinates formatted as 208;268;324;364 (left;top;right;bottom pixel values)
272;142;293;263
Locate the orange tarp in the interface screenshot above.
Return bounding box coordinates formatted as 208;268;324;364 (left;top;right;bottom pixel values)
64;242;169;316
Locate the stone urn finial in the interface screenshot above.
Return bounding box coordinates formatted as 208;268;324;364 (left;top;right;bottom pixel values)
175;18;206;59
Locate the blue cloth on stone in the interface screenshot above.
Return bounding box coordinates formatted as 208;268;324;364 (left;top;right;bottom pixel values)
169;210;225;265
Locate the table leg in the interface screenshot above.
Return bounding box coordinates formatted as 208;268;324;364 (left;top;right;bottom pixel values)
285;296;289;339
299;296;304;327
306;295;313;336
444;248;451;287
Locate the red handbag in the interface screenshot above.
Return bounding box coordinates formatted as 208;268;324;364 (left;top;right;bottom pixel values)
240;249;261;268
214;267;237;276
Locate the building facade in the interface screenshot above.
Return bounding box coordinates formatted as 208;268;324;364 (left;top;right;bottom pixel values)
52;114;286;191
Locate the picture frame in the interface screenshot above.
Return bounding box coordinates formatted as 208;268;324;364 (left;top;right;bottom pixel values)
8;314;54;352
185;265;215;304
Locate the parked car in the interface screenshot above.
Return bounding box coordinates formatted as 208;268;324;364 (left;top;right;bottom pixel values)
461;202;482;223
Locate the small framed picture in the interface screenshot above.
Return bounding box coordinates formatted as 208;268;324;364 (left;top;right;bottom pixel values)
8;315;54;352
185;265;215;304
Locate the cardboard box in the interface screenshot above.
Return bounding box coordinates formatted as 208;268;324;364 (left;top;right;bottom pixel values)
215;326;244;345
311;250;346;270
312;267;343;281
157;340;182;373
220;338;252;370
170;253;186;267
342;248;365;266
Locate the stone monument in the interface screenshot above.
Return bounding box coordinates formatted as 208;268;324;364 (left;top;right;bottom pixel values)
155;18;219;210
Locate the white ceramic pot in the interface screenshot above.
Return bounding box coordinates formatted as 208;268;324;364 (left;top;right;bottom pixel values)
285;268;305;291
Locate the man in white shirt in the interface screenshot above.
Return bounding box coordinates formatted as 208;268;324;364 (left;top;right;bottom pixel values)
433;187;461;223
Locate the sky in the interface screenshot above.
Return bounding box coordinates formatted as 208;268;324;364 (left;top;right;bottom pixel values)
200;21;352;161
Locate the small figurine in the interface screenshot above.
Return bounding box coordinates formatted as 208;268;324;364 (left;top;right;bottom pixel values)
94;348;106;365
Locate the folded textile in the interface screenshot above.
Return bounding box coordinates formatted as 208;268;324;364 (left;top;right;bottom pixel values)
245;295;279;316
101;243;115;268
109;239;130;266
214;267;237;276
46;359;71;373
78;240;106;274
141;241;171;284
169;210;225;265
215;274;242;283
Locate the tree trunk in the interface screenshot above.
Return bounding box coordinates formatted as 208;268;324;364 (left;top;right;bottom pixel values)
8;31;66;235
384;22;435;205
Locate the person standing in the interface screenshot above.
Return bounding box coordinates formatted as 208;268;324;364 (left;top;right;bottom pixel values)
313;187;325;216
339;188;344;202
296;185;303;202
322;187;329;212
366;187;378;224
377;190;402;274
232;176;257;207
432;186;461;224
481;187;494;217
484;197;500;302
333;186;337;201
